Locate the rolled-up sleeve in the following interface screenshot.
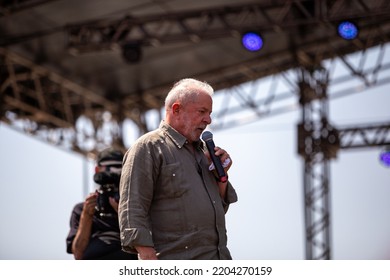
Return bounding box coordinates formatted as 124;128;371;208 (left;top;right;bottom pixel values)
221;181;238;212
118;140;156;253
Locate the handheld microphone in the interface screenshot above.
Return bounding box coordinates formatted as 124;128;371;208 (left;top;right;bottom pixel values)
201;131;228;183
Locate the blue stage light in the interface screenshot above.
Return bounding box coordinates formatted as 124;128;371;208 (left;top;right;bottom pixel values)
380;148;390;167
338;21;358;40
241;32;263;52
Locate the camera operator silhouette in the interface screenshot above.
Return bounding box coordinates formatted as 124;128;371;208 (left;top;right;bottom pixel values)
66;148;137;260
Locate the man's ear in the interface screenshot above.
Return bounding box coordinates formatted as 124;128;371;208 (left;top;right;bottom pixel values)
172;103;180;114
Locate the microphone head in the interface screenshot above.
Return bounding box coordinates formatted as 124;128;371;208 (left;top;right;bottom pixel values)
201;131;213;141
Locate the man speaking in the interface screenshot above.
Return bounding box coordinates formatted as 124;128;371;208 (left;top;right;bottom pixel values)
118;78;238;260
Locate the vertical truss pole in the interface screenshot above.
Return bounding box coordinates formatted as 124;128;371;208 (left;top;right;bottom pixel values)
302;151;331;259
297;66;339;259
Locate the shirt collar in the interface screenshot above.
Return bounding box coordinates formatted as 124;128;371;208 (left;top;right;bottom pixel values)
160;120;203;150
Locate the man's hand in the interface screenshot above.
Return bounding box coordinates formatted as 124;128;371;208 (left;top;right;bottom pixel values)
83;192;98;217
214;146;232;173
204;146;232;199
109;197;119;213
72;192;97;259
135;246;159;260
204;146;232;173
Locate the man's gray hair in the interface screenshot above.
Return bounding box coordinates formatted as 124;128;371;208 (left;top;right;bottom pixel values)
164;78;214;111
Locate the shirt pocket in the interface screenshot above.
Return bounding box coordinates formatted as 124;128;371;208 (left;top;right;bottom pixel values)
154;162;189;199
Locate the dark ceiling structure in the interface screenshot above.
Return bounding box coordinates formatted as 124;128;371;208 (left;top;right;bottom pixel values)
1;0;390;152
1;0;390;260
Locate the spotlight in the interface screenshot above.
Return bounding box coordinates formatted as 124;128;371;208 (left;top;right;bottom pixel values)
338;21;358;40
379;146;390;167
241;32;263;52
122;42;142;63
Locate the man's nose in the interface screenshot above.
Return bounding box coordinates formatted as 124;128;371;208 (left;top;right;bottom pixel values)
204;114;212;124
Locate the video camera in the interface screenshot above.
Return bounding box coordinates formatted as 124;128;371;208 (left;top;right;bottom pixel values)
95;183;120;217
93;148;123;218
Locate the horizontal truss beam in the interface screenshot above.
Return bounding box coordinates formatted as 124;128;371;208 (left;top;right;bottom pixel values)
64;0;390;52
339;123;390;149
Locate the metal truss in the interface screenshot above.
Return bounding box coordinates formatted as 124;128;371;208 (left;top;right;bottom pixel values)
297;66;336;260
339;123;390;149
297;119;390;260
1;41;390;156
296;64;390;259
0;47;124;155
65;0;390;53
2;0;390;108
210;42;390;130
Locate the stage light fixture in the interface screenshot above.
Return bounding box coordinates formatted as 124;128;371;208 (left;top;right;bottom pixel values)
241;32;263;52
338;21;359;40
122;42;142;63
379;146;390;167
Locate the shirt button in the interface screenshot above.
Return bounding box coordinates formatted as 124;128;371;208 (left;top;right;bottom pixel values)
172;173;176;177
213;200;216;204
185;246;188;249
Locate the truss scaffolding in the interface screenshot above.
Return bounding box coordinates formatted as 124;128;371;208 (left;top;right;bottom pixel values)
1;0;390;259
